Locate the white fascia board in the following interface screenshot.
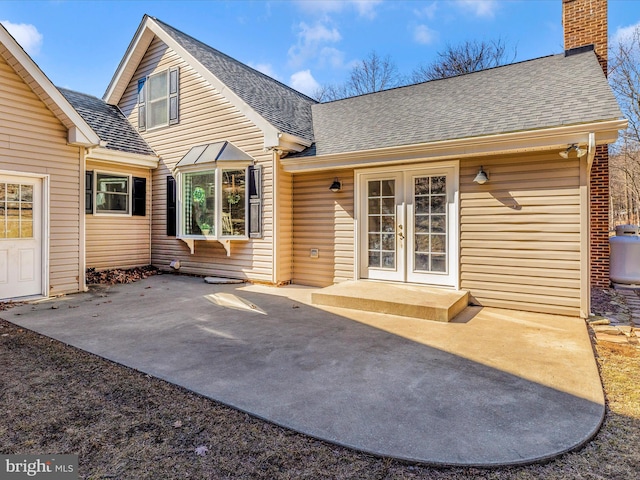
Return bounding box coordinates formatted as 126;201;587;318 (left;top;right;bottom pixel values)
103;16;155;104
278;132;313;152
87;146;159;169
281;119;628;173
0;26;100;147
145;19;281;149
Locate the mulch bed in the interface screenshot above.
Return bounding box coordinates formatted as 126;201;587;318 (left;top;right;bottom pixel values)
1;274;638;479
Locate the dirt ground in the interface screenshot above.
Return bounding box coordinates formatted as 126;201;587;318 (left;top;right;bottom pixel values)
1;275;639;479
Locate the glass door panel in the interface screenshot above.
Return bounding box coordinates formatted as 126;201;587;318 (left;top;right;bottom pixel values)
413;175;447;274
367;179;396;270
360;173;404;282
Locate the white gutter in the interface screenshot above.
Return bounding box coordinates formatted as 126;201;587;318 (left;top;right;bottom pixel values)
281;119;627;172
86;146;160;169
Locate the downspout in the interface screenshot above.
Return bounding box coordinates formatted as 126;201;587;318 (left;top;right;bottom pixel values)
79;147;87;292
581;132;597;317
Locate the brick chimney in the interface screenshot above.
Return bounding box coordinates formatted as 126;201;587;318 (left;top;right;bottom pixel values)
562;0;610;289
562;0;608;74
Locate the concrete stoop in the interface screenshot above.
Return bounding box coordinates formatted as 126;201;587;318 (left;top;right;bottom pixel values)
311;280;469;322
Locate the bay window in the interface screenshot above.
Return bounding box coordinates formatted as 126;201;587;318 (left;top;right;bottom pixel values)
173;141;260;244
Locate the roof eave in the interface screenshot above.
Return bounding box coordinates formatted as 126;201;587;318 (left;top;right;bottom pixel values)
281;119;628;173
275;132;314;153
103;15;155;104
87;146;160;169
0;25;100;147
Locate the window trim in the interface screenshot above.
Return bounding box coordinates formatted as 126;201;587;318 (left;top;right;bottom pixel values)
138;67;179;132
93;171;132;217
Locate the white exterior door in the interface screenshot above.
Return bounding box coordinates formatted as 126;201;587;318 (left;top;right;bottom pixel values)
358;165;458;288
0;175;43;300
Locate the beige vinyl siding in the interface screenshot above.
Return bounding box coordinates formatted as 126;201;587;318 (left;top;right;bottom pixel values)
292;170;355;287
85;160;152;270
0;53;82;295
119;37;274;282
460;153;582;316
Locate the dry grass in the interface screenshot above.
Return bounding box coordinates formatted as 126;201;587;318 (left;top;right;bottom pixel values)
1;317;639;479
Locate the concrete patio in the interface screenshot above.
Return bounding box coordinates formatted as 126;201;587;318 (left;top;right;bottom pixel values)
4;274;604;466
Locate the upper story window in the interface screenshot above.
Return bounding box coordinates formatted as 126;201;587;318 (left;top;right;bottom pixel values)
138;67;179;131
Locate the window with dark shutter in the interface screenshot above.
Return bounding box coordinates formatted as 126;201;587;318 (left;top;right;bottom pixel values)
85;170;93;214
248;165;262;238
167;175;177;236
138;79;146;131
132;177;146;216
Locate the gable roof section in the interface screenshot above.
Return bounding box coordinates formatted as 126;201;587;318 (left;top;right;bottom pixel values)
302;49;624;158
104;15;316;151
0;24;100;147
60;88;156;157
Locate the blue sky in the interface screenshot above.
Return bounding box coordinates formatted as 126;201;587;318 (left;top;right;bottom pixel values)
2;0;640;99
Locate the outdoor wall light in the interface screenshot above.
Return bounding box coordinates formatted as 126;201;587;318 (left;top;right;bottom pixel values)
473;166;489;185
559;144;587;159
329;178;342;192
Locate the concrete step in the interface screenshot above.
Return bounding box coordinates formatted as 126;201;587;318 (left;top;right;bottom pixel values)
311;281;469;322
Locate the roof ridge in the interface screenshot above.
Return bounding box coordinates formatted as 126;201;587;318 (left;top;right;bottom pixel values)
318;51;568;105
151;17;317;105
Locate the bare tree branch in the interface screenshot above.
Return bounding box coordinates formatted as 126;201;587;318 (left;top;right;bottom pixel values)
312;50;403;102
609;27;640;226
411;38;516;82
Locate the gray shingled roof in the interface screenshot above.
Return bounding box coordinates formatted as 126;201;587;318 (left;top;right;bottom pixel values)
153;17;316;142
59;88;156;157
301;49;622;157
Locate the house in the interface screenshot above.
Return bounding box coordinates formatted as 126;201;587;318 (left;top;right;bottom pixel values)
0;0;627;319
0;24;157;300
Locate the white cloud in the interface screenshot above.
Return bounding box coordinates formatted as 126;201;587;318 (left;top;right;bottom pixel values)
1;20;43;56
352;0;383;20
249;62;281;81
455;0;498;19
288;21;342;68
414;2;438;20
290;69;320;96
319;46;345;69
413;25;437;45
611;21;640;47
301;22;341;44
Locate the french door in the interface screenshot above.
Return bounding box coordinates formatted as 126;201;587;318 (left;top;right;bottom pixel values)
358;165;458;288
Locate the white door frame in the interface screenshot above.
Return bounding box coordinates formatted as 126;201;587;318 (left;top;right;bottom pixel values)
355;161;459;289
0;170;49;300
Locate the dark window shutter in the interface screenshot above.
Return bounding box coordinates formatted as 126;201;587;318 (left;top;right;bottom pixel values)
248;165;262;238
132;177;146;216
167;175;177;236
85;170;93;214
138;78;146;131
169;67;179;125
